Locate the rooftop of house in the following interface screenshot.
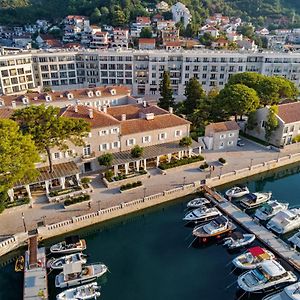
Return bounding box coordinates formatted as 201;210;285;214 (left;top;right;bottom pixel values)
136;16;151;24
165;41;182;47
206;121;240;133
277;102;300;123
139;38;156;44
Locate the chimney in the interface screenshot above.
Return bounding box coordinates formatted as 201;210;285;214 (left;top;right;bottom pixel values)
74;105;78;112
169;107;173;114
121;114;126;121
143;100;147;108
88;108;93;119
11;101;16;109
103;105;107;113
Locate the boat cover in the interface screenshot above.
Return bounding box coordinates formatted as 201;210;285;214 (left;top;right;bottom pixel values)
231;232;244;240
245;193;257;202
248;246;265;257
63;261;82;275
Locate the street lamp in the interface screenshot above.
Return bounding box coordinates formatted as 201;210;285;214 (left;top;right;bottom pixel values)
22;212;27;232
183;176;186;185
250;158;254;169
97;200;101;211
219;166;223;178
143;187;147;198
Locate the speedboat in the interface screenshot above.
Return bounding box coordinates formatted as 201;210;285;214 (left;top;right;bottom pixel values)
288;231;300;249
192;215;236;242
263;282;300;300
267;208;300;234
55;262;108;289
50;236;87;254
225;186;249;199
56;282;101;300
186;197;210;208
232;246;275;270
223;232;255;250
255;200;289;221
183;206;222;223
240;192;272;209
48;253;87;270
237;260;297;293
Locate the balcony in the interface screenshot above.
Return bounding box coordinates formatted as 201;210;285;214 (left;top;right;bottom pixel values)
81;151;96;161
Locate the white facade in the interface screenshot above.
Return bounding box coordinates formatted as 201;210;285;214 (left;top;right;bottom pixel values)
171;2;192;28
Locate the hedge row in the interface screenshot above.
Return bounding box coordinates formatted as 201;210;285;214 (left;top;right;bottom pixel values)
159;155;204;170
64;194;90;206
120;181;142;191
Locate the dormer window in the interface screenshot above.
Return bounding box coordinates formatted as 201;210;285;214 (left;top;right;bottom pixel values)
95;90;101;97
45;95;52;102
67;93;73;99
87;91;93;98
22;97;29;104
110;89;116;95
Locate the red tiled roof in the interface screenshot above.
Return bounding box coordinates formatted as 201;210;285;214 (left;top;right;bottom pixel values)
139;38;155;44
165;41;182;47
277;102;300;123
136;16;151;24
206;121;240;132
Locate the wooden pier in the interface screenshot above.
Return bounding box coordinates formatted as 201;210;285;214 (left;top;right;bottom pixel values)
203;185;300;271
23;236;48;300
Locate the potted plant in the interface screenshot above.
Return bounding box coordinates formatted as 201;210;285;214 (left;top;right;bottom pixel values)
218;157;227;165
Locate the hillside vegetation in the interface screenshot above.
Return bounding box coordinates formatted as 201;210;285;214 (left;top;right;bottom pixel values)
0;0;300;28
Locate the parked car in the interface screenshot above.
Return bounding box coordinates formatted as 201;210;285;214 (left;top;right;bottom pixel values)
237;138;245;147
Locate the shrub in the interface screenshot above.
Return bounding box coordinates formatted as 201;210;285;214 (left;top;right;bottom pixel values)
199;162;209;170
98;153;113;166
64;194;90;206
179;136;192;147
219;157;226;164
131;145;144;158
293;135;300;143
159;155;204;170
81;177;91;184
105;170;114;182
120;181;142;191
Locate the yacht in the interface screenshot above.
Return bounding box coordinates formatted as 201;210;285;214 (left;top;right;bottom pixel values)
183;206;222;223
232;246;275;270
267;208;300;234
192;216;236;242
263;282;300;300
225;186;249;199
237;260;297;293
56;282;101;300
186;197;210;208
48;253;87;270
223;232;255;250
255;200;289;221
50;236;87;254
240;192;272;209
55;262;108;289
288;231;300;249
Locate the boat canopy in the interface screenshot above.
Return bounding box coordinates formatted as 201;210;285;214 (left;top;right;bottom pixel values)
260;260;286;277
231;232;244;240
245;193;257;202
63;261;82;275
65;235;80;245
214;216;228;226
248;246;265;257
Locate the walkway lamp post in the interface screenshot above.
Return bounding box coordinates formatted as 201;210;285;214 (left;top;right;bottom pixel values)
219;167;223;178
183;176;186;185
143;187;147;198
22;212;27;232
250;158;254;169
97;200;101;211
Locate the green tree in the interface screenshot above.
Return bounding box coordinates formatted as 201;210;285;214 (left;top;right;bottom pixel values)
0;119;40;195
98;153;113;167
184;77;206;114
12;105;90;173
217;84;260;120
179;136;192;147
140;27;152;38
111;6;127;27
158;71;175;110
265;105;279;141
131;145;143;158
90;7;101;24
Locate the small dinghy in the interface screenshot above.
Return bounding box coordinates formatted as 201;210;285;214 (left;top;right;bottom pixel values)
223;232;255;249
50;236;87;254
56;282;101;300
225;186;249;199
240;192;272;209
48;253;88;270
186;197;210;208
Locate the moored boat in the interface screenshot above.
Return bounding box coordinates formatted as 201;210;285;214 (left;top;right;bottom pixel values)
240;192;272;209
254;200;289;221
225;186;249;199
288;231;300;249
55;262;108;289
262;282;300;300
56;282;101;300
223;232;255;249
48;253;88;270
232;246;275;270
50;236;87;254
186;197;210;208
192;215;236;242
183;206;222;223
267;208;300;234
237;260;297;293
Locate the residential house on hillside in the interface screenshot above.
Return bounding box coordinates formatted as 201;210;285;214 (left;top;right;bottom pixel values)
111;28;129;49
131;17;151;38
171;2;192;28
246;102;300;147
156;1;170;12
139;38;156;50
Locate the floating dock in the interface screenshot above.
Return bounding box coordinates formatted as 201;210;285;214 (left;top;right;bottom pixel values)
203;185;300;271
23;236;48;300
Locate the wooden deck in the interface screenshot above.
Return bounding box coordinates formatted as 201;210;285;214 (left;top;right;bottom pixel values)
204;185;300;271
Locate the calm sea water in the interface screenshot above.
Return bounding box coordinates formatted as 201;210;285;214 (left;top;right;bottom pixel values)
1;164;300;300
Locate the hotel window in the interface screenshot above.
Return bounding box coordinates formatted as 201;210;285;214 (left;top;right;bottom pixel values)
290;126;294;132
53;152;60;159
83;145;91;156
127;138;135;146
142;136;151;143
100;143;109;151
284;127;288;133
111;141;120;149
159;133;167;140
99;129;108;136
175;130;182;137
228;133;234;137
228;141;234;146
111;128;119;134
220;134;226;139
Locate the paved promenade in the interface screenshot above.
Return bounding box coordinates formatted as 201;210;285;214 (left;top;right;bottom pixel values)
0;139;299;236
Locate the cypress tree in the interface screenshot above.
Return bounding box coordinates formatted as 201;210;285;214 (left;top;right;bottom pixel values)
158;71;175;110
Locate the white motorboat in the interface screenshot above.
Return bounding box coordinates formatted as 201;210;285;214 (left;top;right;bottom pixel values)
48;253;87;270
255;200;289;221
225;186;249;199
55;262;108;289
267;208;300;234
288;231;300;249
186;197;210;208
237;260;297;293
240;192;272;209
193;215;236;242
183;206;222;223
56;282;101;300
223;232;255;249
50;236;87;254
263;282;300;300
232;246;275;270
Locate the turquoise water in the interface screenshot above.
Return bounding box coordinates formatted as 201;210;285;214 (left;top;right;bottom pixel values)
1;164;300;300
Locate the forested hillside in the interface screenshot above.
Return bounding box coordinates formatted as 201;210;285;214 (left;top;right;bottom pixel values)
0;0;300;28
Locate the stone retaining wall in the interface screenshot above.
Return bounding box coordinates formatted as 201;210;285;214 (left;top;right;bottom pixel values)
0;232;28;257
